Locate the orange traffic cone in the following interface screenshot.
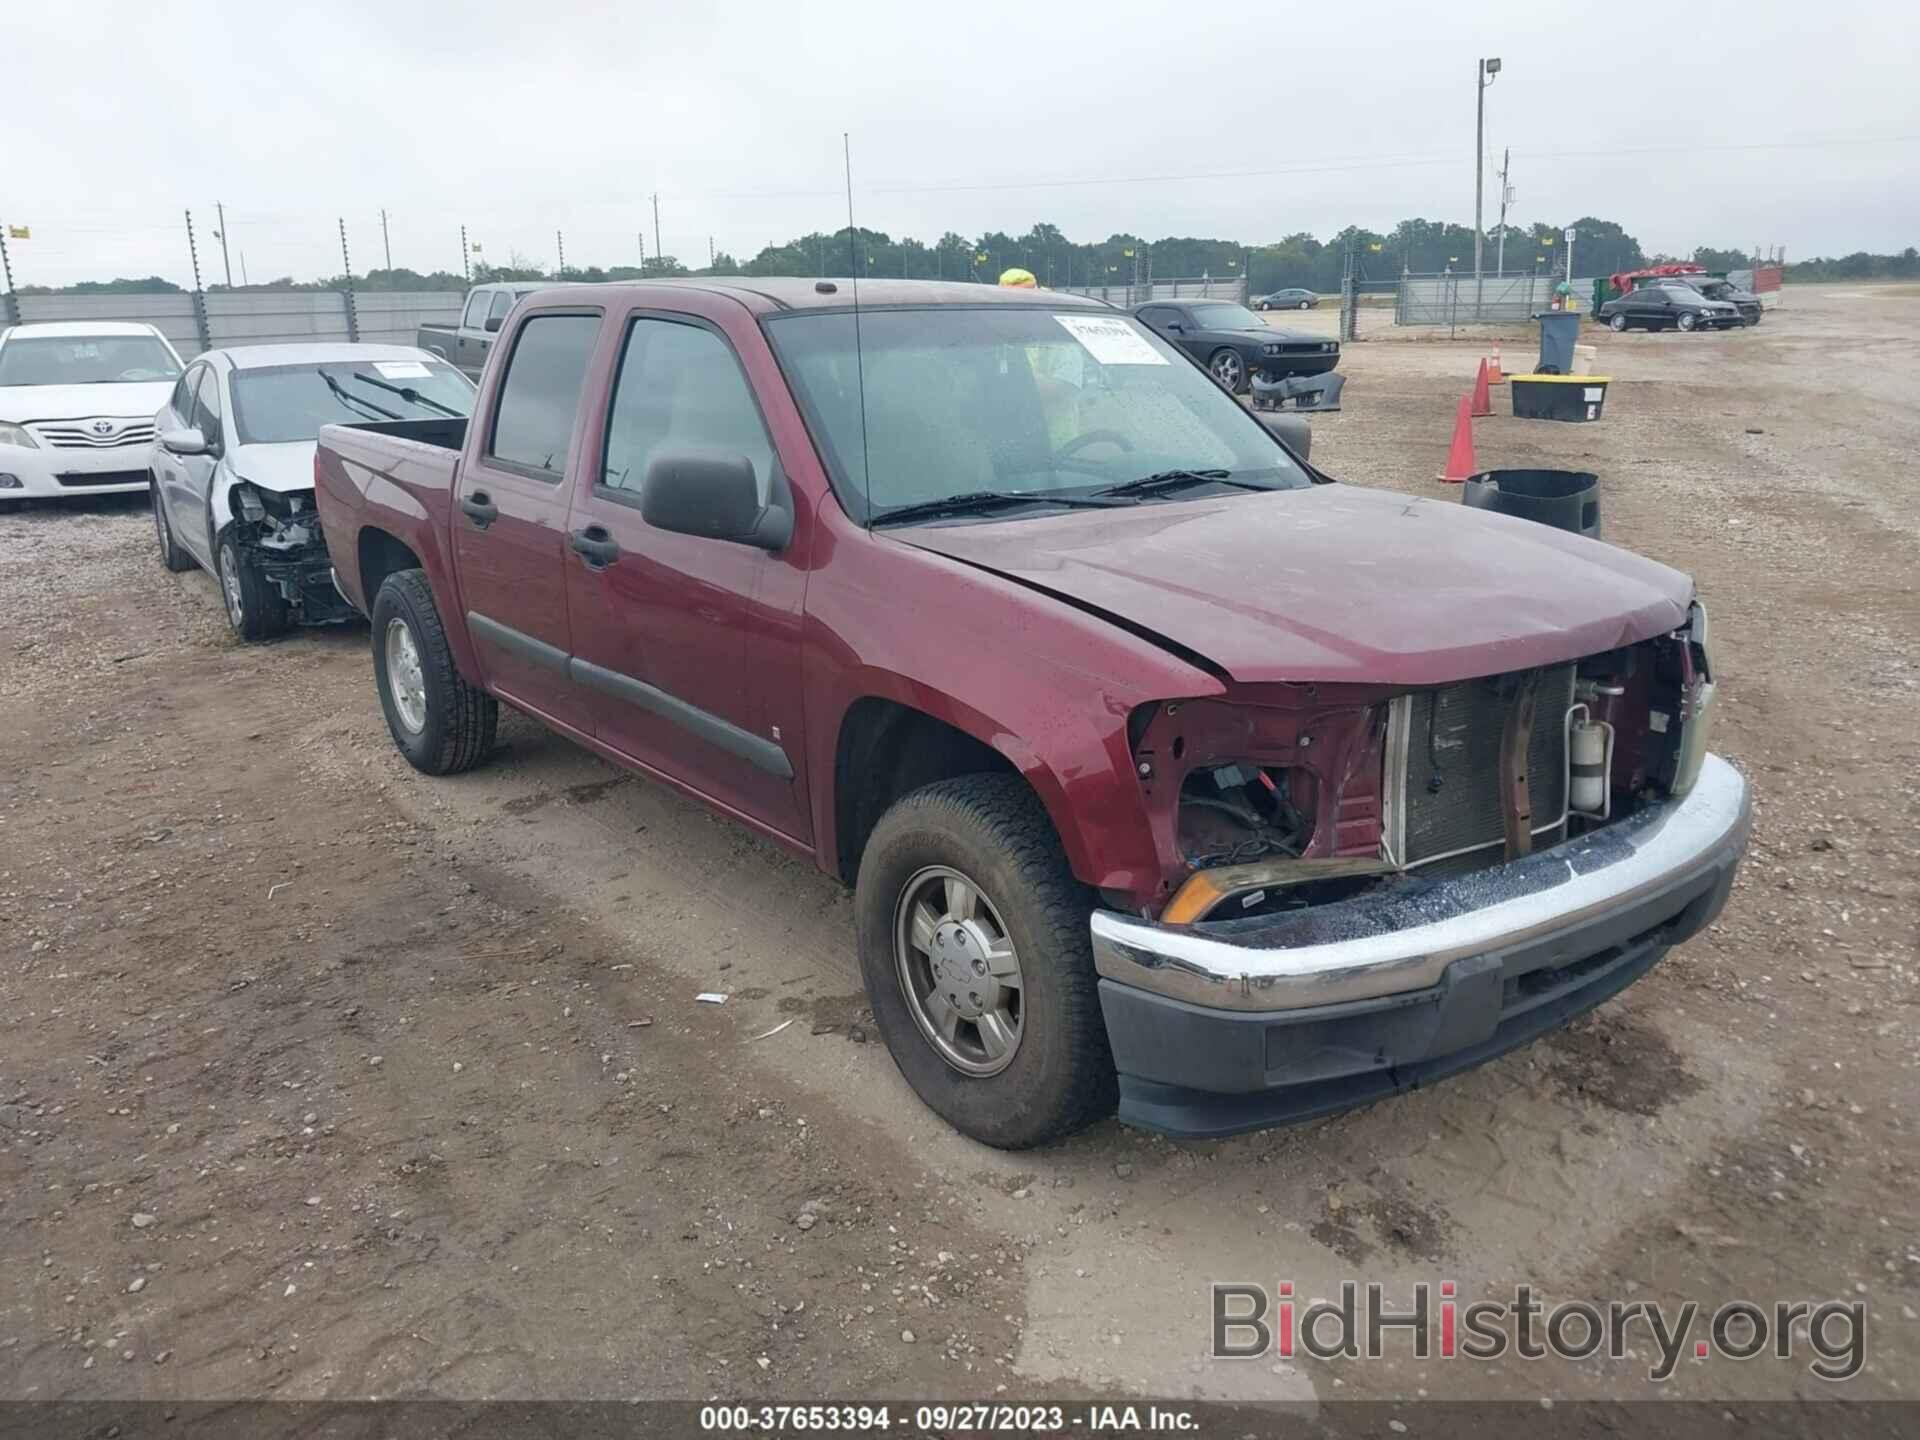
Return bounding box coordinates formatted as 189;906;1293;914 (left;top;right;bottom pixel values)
1470;358;1493;417
1437;395;1477;484
1487;343;1506;384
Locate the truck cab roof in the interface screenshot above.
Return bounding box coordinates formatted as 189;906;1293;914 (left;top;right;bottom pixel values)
509;277;1121;316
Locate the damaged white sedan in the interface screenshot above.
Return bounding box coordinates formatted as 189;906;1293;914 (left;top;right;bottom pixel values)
147;343;475;640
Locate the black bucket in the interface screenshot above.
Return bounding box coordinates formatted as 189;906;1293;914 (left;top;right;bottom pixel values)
1462;468;1601;539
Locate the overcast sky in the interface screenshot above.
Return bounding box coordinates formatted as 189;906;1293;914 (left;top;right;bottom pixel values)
6;0;1915;288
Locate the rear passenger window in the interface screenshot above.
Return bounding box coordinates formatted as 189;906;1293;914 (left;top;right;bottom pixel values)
487;314;600;476
601;318;776;503
488;291;515;323
462;291;491;329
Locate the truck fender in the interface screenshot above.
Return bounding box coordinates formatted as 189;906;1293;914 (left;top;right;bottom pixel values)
811;666;1168;904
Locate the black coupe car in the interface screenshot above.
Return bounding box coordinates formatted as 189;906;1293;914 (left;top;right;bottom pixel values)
1598;281;1742;333
1131;299;1340;393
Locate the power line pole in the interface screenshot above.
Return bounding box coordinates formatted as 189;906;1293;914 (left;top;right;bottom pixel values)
215;201;233;287
1474;58;1501;312
380;208;392;272
461;224;470;282
651;193;662;266
637;231;646;273
555;230;566;276
709;234;716;268
1494;148;1512;277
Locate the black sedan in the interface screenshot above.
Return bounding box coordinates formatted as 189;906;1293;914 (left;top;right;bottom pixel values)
1132;299;1340;393
1598;281;1742;333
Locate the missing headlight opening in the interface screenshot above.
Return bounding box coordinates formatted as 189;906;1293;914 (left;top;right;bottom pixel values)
1153;617;1716;926
229;483;354;624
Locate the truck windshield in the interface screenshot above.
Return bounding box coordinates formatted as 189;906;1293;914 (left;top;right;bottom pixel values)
231;360;476;444
0;335;182;386
765;306;1309;523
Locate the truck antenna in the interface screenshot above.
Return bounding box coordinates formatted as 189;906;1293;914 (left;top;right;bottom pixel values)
844;132;873;524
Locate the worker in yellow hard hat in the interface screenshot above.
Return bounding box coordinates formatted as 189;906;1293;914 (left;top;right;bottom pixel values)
998;266;1037;288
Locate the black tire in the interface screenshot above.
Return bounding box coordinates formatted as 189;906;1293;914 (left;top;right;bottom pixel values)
1745;312;1761;327
856;774;1114;1149
369;568;498;776
151;477;193;572
1298;299;1311;310
1608;313;1629;333
1677;311;1698;333
1208;347;1247;393
216;526;290;641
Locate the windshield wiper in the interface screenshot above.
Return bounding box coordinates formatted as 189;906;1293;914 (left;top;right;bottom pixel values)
1091;468;1267;499
349;370;464;419
319;370;401;421
872;490;1128;527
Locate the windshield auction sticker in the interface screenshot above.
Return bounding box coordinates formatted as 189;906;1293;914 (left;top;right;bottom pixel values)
372;360;434;380
1053;314;1168;365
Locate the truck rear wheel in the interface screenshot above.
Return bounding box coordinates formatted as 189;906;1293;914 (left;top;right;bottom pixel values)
371;568;498;776
855;774;1115;1149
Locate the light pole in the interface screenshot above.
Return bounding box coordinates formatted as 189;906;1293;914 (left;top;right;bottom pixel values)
1475;57;1501;310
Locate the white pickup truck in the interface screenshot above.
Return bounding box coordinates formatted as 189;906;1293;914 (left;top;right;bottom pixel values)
415;282;546;382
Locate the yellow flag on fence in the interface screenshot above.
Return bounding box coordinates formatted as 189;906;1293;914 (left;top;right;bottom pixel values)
6;225;28;239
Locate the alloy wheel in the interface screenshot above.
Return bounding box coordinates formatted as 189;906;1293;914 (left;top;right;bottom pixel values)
893;865;1025;1077
385;617;429;735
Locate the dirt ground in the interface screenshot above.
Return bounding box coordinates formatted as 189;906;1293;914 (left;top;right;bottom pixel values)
2;285;1915;1415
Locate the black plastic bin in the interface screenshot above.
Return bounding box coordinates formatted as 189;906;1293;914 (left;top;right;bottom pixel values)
1461;468;1601;539
1534;310;1583;375
1510;373;1611;422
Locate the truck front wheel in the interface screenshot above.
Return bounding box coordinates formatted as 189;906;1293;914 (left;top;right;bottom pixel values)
856;774;1116;1148
370;569;498;775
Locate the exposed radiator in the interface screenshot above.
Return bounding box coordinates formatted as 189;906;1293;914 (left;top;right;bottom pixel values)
1386;665;1576;869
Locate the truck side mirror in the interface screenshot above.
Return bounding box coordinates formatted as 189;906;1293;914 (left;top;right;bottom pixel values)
640;450;792;551
1256;412;1312;463
483;316;504;333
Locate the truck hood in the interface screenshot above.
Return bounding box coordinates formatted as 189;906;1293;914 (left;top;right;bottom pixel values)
0;380;175;424
893;485;1693;686
228;441;318;494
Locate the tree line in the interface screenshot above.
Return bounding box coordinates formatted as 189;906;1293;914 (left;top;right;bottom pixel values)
12;226;1911;296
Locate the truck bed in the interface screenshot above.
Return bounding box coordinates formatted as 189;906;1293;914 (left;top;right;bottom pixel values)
313;418;467;614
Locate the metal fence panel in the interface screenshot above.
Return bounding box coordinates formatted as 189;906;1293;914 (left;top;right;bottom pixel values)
15;291;202;357
351;290;464;346
203;291;353;349
5;288;467;357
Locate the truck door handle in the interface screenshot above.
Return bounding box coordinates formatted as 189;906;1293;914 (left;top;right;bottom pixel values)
569;526;620;567
459;491;498;528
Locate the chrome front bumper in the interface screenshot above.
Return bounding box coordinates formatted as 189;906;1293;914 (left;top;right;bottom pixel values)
1091;753;1750;1013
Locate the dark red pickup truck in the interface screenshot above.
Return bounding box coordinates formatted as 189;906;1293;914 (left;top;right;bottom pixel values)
314;278;1749;1148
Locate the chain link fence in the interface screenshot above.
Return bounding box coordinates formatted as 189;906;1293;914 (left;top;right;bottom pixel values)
1394;272;1599;330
